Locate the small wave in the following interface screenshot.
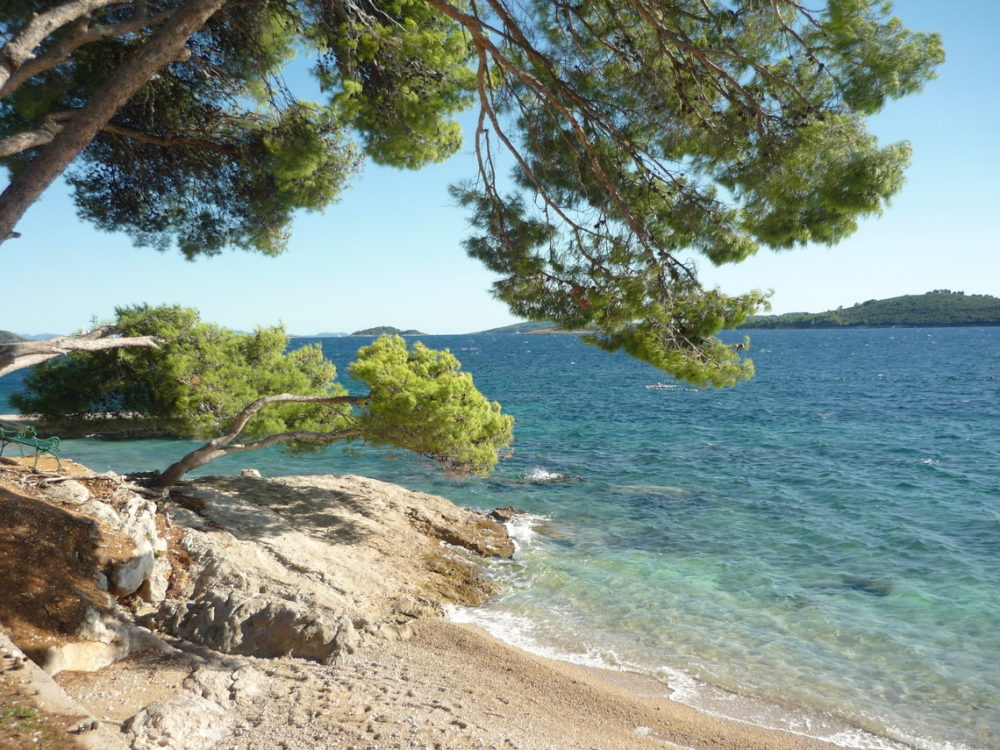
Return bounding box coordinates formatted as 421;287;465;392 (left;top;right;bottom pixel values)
644;382;700;392
443;606;625;672
878;725;977;750
444;606;914;750
504;513;547;550
518;467;580;484
526;467;563;482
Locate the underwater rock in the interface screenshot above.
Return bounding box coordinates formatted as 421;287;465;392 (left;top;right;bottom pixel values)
842;576;893;597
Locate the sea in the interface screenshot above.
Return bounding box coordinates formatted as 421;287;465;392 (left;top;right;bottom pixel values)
2;328;998;750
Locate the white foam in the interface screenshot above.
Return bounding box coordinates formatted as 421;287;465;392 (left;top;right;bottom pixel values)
443;605;622;671
444;603;930;750
504;513;545;550
649;665;701;704
524;466;564;483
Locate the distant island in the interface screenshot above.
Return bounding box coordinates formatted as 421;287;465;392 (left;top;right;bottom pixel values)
740;291;1000;329
478;321;588;334
351;326;425;336
478;291;1000;335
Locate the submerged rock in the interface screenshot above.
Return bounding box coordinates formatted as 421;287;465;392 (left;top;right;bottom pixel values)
488;505;526;523
842;576;893;597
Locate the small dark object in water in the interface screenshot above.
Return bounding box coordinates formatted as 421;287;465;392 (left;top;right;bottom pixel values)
842;576;893;597
488;505;524;523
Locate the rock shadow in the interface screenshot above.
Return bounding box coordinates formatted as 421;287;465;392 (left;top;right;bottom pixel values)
173;475;374;546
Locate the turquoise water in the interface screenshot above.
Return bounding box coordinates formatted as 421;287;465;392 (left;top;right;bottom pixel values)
3;329;998;749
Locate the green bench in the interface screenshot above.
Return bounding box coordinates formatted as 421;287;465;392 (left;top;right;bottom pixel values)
0;420;62;470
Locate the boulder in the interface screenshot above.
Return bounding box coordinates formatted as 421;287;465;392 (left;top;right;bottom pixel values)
488;505;524;523
123;693;230;750
40;479;91;506
39;606;171;675
156;587;359;662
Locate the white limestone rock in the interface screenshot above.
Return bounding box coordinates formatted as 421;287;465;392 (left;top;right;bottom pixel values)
40;479;91;505
124;693;230;750
40;607;172;676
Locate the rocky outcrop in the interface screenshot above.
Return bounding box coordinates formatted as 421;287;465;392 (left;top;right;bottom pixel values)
146;474;512;664
1;461;515;750
33;474;170;602
0;468;175;677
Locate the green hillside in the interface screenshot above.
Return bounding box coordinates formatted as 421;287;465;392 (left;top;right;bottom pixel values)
351;326;424;336
741;291;1000;329
478;321;556;334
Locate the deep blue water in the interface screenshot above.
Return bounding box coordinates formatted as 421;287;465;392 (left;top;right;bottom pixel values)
3;329;998;749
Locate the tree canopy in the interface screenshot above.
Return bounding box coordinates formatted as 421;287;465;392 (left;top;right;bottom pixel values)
11;305;514;488
0;1;943;385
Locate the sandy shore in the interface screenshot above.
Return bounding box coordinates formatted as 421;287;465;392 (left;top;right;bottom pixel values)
54;617;847;750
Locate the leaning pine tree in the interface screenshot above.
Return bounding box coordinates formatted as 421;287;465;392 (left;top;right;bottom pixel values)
0;1;944;385
11;305;514;492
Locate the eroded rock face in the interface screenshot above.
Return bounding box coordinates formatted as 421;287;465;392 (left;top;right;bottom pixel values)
0;469;172;676
79;493;166;598
147;474;513;664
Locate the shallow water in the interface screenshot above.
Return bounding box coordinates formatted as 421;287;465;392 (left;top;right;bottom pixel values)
3;329;998;749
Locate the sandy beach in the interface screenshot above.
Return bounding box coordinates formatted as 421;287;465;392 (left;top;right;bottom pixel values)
48;617;851;750
0;455;863;749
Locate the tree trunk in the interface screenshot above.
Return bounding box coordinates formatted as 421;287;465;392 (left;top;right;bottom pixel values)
0;0;228;245
0;328;159;377
148;392;368;491
152;427;362;490
153;443;233;490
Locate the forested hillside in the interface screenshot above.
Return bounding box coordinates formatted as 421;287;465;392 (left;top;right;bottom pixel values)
741;291;1000;328
351;327;424;336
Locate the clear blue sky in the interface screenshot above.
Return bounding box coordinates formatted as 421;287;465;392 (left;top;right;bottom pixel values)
3;0;996;336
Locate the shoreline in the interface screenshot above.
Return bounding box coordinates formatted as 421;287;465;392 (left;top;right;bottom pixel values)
0;455;892;750
444;606;917;750
443;517;923;750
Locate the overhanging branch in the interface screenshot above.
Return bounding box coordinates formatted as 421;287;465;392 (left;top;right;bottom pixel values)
0;329;160;377
0;0;122;93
